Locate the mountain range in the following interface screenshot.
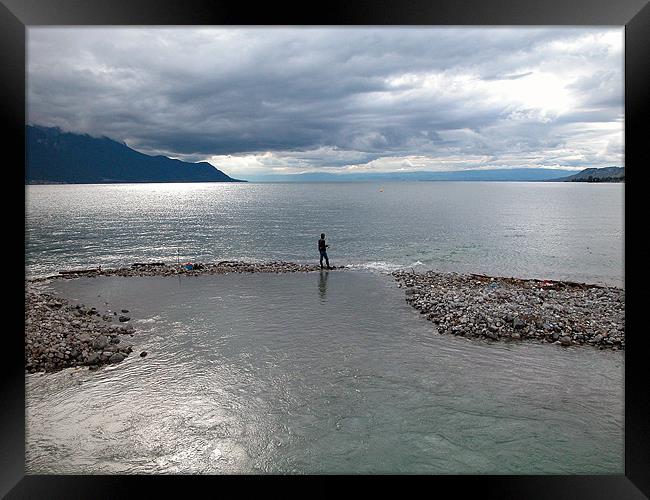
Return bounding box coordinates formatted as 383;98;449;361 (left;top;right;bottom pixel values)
26;125;244;184
25;125;623;184
246;168;585;183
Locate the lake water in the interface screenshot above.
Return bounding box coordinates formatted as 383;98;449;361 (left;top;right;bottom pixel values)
26;272;624;474
25;181;625;474
25;182;624;286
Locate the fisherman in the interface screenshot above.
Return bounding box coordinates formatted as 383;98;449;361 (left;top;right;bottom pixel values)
318;233;331;269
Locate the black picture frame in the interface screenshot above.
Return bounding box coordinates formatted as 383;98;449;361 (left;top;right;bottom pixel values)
4;0;648;497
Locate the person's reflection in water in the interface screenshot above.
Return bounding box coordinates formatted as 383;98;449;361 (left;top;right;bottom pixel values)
318;269;329;301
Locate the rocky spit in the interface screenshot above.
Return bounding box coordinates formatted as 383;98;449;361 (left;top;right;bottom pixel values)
29;260;343;282
25;261;343;373
26;260;624;375
392;270;624;350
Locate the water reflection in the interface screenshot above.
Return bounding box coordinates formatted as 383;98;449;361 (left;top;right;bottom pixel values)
25;183;624;286
318;270;329;301
28;273;624;474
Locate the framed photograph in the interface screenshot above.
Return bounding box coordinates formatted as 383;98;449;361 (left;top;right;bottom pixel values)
5;0;649;496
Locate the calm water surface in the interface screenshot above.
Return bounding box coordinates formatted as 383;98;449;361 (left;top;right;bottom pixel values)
25;182;624;286
25;182;624;474
26;272;623;474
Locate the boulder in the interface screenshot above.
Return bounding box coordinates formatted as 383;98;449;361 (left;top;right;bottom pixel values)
108;353;125;364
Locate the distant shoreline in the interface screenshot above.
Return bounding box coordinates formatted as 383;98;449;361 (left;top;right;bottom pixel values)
25;179;625;185
563;179;624;183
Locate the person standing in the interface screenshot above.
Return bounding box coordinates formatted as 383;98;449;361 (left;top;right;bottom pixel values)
318;233;331;269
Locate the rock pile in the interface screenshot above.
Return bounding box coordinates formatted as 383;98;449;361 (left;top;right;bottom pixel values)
392;271;624;350
25;287;135;373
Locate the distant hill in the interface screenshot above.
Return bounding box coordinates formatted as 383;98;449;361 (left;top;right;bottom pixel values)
246;168;578;183
549;166;624;183
26;125;245;184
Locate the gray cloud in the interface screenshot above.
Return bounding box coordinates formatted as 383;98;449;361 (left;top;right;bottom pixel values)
27;27;624;176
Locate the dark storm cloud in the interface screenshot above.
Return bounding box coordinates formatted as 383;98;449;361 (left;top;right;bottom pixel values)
27;27;624;175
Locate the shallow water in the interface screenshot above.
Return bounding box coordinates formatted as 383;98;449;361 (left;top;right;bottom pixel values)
25;182;624;286
26;272;624;474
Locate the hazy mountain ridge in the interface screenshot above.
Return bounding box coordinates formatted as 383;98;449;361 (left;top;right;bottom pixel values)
246;168;581;183
26;125;245;184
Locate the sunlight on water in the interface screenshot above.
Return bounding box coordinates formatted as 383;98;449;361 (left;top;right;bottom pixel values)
25;182;624;286
26;272;624;474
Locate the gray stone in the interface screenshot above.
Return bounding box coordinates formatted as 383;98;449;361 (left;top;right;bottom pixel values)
108;353;125;364
513;317;526;329
86;353;100;365
91;335;109;349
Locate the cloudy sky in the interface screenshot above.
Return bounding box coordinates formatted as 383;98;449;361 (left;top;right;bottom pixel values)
27;27;624;178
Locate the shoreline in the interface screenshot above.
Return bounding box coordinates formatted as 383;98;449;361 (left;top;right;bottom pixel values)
25;261;624;373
